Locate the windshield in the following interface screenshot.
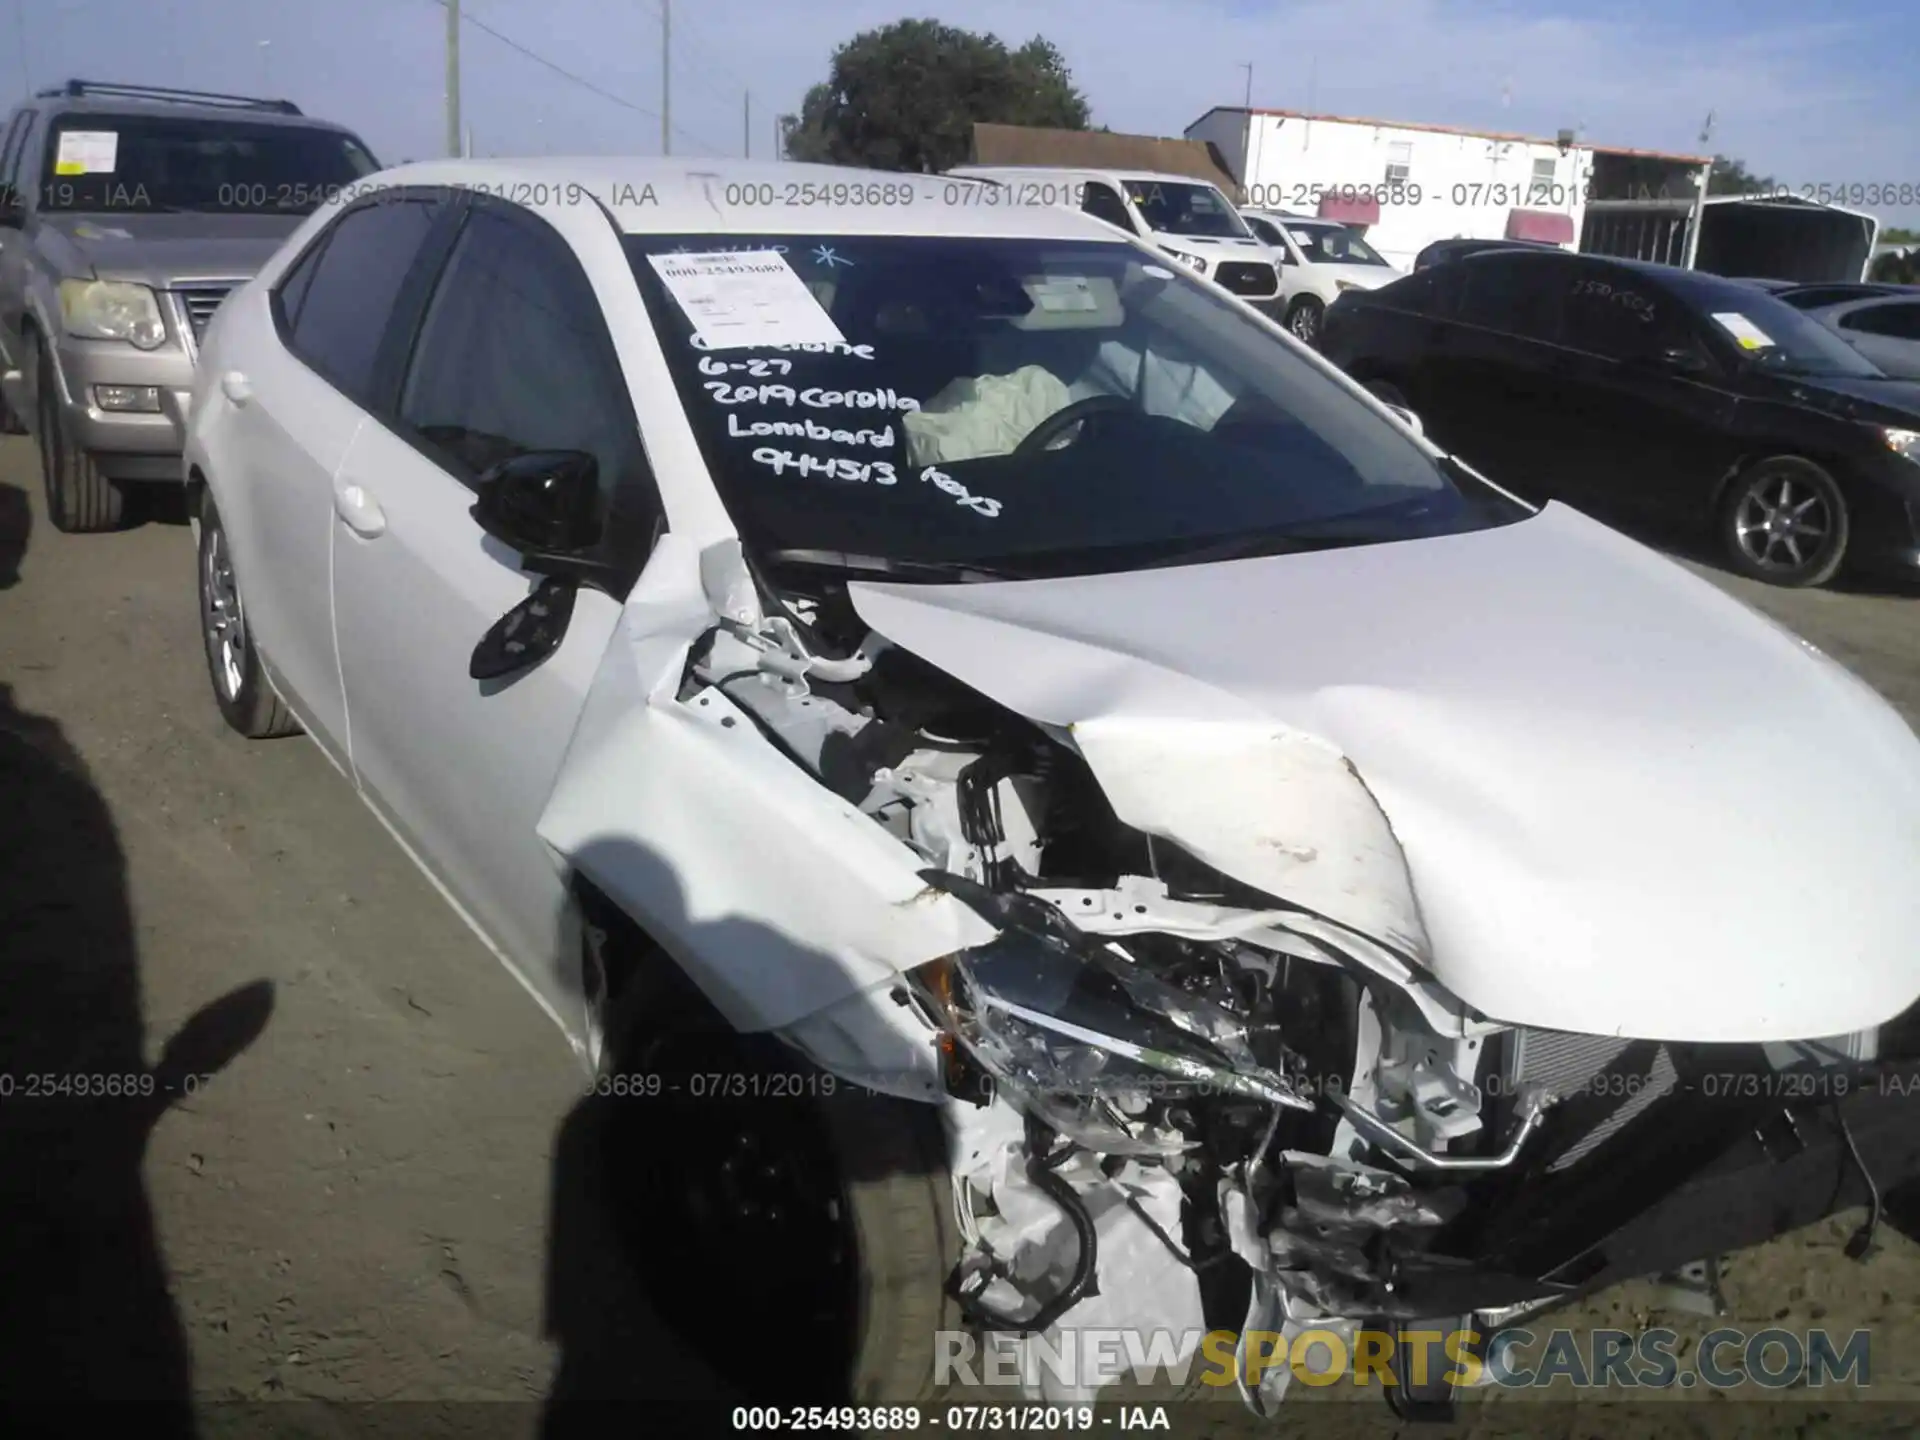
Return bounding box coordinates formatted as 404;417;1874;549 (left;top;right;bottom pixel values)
1698;292;1886;378
627;234;1525;580
1122;180;1251;239
1285;222;1390;267
39;114;379;214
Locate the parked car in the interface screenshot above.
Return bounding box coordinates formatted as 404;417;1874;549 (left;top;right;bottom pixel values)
186;157;1920;1418
1321;247;1920;586
0;79;380;532
1241;209;1404;346
947;164;1283;319
1794;291;1920;380
1771;282;1918;311
1410;235;1564;271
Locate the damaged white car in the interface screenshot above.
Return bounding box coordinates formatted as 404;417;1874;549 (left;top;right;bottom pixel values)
184;158;1920;1420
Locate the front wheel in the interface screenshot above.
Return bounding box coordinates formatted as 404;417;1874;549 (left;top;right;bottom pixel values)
603;985;960;1409
1717;456;1850;588
196;489;300;737
36;348;126;533
1286;296;1325;347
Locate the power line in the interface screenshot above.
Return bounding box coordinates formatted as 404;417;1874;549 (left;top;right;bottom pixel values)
426;0;725;154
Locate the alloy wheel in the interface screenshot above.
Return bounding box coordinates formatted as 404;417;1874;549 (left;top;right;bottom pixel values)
1732;472;1832;574
1289;304;1320;344
201;522;249;702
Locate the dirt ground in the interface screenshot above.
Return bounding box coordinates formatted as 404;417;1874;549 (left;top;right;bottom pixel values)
1;431;1918;1439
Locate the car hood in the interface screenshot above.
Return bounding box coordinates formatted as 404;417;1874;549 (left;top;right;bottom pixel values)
846;503;1920;1043
1762;370;1920;426
42;212;303;287
1154;235;1273;263
1313;263;1401;289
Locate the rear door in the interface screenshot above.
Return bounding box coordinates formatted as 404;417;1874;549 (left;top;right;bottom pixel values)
1833;298;1920;379
329;195;665;1015
210;189;446;760
1413;250;1574;497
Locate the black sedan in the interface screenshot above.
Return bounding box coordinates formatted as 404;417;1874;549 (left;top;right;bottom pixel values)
1320;248;1920;587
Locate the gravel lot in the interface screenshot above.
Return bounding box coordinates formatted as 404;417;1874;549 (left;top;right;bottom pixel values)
1;431;1916;1438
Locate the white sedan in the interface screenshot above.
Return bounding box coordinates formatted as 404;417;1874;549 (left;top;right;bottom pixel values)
184;158;1920;1418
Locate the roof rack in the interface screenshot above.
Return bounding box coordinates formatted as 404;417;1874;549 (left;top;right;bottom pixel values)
34;80;302;116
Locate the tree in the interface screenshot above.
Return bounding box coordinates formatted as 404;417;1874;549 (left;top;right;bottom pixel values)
784;20;1091;172
1707;155;1779;197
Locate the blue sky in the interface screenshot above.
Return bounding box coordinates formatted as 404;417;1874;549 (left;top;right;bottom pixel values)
8;0;1918;225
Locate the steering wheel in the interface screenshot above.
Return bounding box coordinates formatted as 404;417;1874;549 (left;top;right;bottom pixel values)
1013;393;1133;457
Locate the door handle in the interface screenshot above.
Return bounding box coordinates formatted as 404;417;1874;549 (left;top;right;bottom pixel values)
333;481;387;538
220;370;252;405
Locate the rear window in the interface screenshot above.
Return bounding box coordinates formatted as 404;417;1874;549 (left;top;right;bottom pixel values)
38;113;378;215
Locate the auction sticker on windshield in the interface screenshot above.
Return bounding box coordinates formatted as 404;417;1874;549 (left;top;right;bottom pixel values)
1710;311;1777;350
648;250;847;351
54;131;118;175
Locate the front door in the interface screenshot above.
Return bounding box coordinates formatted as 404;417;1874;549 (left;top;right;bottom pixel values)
329;197;666;1018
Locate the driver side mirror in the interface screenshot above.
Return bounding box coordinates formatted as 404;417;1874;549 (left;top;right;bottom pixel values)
467;450;618;682
1656;345;1710;376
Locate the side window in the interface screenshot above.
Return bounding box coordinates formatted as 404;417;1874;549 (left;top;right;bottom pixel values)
1454;254;1567;342
1840;302;1920;340
1562;266;1686;362
396;204;659;530
1080;182;1137;234
285;196;440;403
271;234;330;334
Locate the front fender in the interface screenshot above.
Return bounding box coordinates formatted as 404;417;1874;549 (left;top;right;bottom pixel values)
534;534;997;1040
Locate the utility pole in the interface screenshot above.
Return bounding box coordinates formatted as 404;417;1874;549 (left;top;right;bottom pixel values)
660;0;671;156
744;92;750;158
445;0;461;158
1238;64;1252;201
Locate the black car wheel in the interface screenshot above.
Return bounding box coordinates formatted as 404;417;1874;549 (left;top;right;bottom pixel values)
1286;296;1325;347
1717;456;1850;588
600;977;960;1411
36;346;127;533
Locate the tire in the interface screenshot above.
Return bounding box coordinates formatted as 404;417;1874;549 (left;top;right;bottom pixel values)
196;488;300;738
602;975;960;1413
35;346;127;532
1716;455;1850;588
1286;296;1325;347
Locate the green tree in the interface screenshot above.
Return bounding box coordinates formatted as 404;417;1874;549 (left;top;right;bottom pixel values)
1707;155;1779;197
784;20;1091;172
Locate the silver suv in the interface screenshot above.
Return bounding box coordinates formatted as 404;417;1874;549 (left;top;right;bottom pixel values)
0;81;380;531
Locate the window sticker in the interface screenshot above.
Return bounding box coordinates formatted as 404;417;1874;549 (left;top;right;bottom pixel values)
647;249;847;350
55;130;119;175
1710;311;1777;350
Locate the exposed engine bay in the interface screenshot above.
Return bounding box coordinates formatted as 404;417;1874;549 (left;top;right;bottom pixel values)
671;559;1641;1411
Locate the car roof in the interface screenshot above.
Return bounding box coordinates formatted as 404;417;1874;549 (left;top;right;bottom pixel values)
952;164;1226;189
366;158;1141;241
26;94;351;134
1462;247;1762;305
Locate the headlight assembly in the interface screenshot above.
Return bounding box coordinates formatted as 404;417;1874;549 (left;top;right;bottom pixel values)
1164;249;1208;275
1883;428;1920;464
911;873;1309;1153
59;279;167;349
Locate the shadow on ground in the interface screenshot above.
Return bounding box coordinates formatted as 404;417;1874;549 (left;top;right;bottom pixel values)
0;484;275;1430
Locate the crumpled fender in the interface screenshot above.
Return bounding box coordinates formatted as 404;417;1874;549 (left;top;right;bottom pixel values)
533;533;997;1035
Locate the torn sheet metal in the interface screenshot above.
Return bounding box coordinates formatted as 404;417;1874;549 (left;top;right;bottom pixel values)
534;534;996;1034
